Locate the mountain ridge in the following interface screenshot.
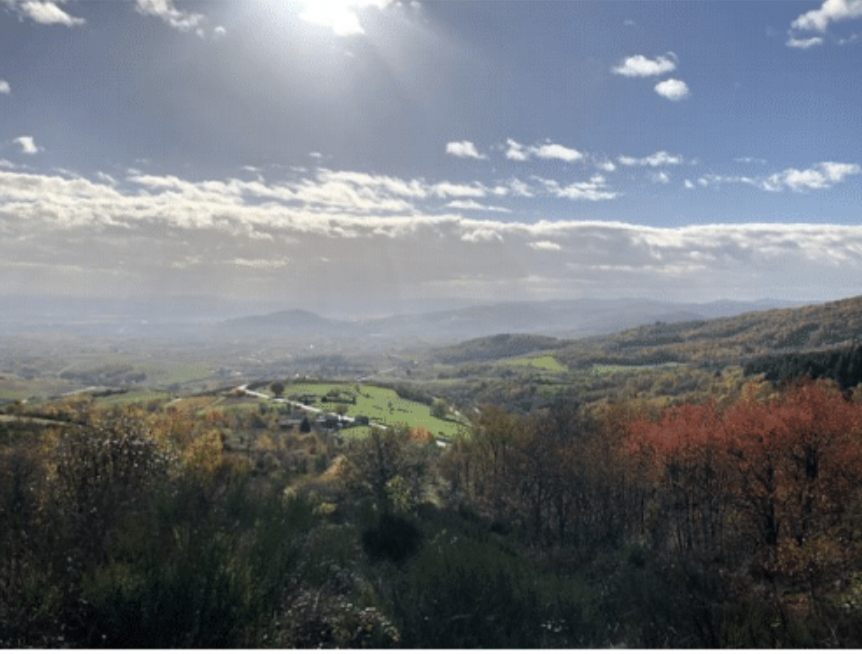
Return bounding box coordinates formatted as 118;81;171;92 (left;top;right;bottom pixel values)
210;297;803;344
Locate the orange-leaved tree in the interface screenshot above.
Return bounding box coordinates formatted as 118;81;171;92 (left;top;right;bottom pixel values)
625;379;862;581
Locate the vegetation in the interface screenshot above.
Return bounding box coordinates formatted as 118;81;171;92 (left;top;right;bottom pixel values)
744;343;862;391
281;382;466;438
499;354;568;373
5;296;862;647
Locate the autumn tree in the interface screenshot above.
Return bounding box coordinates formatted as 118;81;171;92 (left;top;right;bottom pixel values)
345;426;434;515
624;378;862;588
626;401;733;560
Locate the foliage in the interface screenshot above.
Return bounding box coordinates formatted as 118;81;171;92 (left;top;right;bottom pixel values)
499;354;568;373
7;371;862;647
625;379;862;583
745;343;862;391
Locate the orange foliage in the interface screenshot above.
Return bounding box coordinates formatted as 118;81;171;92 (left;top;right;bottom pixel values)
625;379;862;561
409;426;434;443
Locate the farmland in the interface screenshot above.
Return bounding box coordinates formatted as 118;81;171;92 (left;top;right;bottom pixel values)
277;382;467;439
498;354;568;373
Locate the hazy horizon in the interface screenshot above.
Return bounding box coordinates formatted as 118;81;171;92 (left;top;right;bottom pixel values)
2;1;861;315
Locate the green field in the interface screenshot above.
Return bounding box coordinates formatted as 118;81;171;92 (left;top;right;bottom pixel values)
590;362;681;375
499;354;568;373
93;389;172;406
0;377;79;403
135;361;215;387
279;382;467;439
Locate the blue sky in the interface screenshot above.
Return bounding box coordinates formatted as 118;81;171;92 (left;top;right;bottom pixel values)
1;0;861;315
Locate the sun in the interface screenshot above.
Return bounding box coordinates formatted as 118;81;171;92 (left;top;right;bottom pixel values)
297;0;393;36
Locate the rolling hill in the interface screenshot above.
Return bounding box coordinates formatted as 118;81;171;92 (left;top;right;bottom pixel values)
429;294;862;371
210;297;798;345
554;295;862;369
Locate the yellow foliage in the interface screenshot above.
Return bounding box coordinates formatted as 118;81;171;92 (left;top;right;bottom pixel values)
184;429;224;476
320;454;348;481
256;433;276;451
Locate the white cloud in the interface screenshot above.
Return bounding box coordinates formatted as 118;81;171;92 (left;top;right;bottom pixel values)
792;0;862;32
432;181;486;198
13;136;41;155
786;35;825;48
780;168;832;190
529;240;562;251
820;161;862;181
618;151;685;167
135;0;205;33
505;139;530;161
0;80;9;94
651;171;671;184
689;162;860;192
532;143;583;162
231;257;290;269
534;175;618;201
594;159;616;172
654;78;690;101
507;178;533;197
774;162;861;191
684;179;695;189
612;53;677;77
2;166;862;305
461;228;503;243
299;0;394;36
96;172;118;186
447;199;511;213
504;139;584;163
445;140;486;160
14;0;84;26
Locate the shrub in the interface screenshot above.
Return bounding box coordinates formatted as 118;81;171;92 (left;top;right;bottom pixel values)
362;514;422;564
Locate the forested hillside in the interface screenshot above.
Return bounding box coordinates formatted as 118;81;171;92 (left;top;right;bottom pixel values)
551;295;862;369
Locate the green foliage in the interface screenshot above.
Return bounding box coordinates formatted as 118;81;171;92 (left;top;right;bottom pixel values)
745;343;862;390
436;333;566;365
344;426;434;515
499;354;568;373
287;382;464;436
429;398;448;419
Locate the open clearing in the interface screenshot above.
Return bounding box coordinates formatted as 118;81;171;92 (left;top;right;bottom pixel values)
498;354;568;373
281;382;466;438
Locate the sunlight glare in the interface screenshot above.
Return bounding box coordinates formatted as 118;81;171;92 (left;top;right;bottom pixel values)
298;0;393;36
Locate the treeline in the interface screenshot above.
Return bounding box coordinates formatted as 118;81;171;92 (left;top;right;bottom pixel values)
745;343;862;390
435;333;565;364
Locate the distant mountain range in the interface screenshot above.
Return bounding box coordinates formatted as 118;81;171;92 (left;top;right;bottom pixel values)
0;294;815;348
212;298;803;344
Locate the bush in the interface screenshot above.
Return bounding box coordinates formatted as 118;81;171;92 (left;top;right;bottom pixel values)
362;514;422;564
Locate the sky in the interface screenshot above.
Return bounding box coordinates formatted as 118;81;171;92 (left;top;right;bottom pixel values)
1;0;861;316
